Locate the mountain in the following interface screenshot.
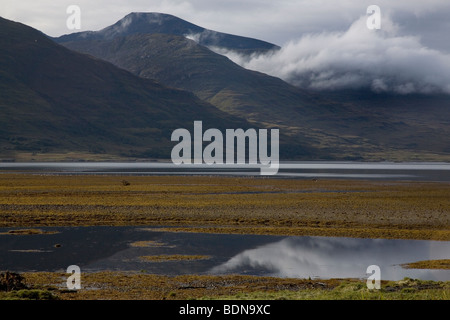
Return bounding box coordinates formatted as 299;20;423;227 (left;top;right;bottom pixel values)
3;13;448;161
57;16;450;161
0;17;255;160
59;33;313;122
315;89;450;157
55;12;280;55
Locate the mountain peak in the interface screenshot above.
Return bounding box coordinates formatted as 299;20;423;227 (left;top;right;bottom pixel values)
56;12;279;54
101;11;204;39
124;12;179;21
116;12;191;29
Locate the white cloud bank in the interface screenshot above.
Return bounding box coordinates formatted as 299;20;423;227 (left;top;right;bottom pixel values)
212;16;450;94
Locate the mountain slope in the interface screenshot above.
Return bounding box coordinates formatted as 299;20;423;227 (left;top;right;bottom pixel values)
0;17;254;160
59;27;450;161
61;34;314;120
58;33;358;157
56;12;279;55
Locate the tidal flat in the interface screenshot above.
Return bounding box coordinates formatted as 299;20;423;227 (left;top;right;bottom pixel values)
0;174;448;240
0;174;448;300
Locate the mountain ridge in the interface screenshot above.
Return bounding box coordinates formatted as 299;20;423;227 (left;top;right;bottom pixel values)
56;12;280;55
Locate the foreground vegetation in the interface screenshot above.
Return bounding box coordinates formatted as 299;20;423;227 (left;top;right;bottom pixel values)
0;271;448;300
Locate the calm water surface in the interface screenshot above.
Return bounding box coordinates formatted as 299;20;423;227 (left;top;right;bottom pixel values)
1;161;450;181
0;226;448;281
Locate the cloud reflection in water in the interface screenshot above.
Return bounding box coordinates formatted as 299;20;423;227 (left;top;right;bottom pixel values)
210;237;450;281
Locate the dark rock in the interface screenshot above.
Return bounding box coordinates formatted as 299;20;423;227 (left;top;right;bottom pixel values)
0;271;28;291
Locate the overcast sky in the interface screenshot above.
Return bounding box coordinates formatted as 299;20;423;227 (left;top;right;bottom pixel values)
2;0;450;93
1;0;448;49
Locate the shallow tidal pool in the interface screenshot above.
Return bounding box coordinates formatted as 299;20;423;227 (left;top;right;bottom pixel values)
0;226;449;281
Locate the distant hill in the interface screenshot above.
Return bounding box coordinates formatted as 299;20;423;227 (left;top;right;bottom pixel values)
55;12;280;55
0;17;255;160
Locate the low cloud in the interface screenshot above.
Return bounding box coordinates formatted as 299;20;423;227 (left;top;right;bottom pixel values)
211;16;450;94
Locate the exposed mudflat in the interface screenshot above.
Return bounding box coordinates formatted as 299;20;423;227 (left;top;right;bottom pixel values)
0;174;448;240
